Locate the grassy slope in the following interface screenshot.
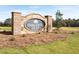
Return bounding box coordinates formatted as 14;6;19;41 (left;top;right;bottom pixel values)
0;27;79;54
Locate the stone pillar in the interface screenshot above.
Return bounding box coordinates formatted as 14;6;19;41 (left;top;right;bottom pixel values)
45;15;53;32
12;12;21;35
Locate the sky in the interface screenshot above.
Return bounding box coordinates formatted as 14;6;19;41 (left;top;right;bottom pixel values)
0;5;79;22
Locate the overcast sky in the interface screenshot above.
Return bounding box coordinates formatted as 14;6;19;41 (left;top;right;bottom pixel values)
0;5;79;22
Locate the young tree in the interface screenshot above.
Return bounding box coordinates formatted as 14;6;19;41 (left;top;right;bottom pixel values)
55;10;63;30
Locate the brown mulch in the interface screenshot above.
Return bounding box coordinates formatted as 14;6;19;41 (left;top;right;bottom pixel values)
0;31;69;48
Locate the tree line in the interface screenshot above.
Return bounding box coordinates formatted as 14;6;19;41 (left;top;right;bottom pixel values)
53;18;79;27
0;18;12;26
53;10;79;28
0;18;79;27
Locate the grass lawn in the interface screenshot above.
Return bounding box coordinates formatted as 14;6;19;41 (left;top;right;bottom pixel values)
0;26;11;31
0;27;79;54
61;27;79;31
0;26;79;32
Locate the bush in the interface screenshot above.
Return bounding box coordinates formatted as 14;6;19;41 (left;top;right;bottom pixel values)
3;30;6;33
70;32;75;34
54;31;58;34
21;34;26;37
9;37;15;41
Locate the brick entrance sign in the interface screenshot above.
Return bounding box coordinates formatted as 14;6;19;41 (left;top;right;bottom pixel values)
12;12;53;35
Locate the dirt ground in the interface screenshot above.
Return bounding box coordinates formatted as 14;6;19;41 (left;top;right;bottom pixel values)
0;30;71;48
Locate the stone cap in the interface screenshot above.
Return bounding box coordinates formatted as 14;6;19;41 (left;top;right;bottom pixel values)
45;15;52;17
12;12;21;14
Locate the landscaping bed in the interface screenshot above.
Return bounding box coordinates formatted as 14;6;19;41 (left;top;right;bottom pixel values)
0;32;68;48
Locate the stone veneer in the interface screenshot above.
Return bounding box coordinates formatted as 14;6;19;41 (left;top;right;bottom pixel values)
12;12;53;35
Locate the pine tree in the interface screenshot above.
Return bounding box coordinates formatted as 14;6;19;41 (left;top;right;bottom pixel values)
55;10;63;30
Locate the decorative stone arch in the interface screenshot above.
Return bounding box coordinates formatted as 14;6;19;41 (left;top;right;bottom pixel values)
12;12;53;35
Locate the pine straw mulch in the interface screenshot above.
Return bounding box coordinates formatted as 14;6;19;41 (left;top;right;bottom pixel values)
0;30;76;48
